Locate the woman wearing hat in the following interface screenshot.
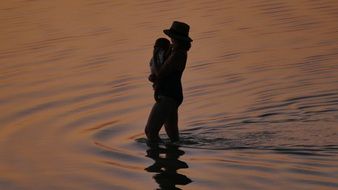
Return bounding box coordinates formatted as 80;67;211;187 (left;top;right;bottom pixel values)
145;21;192;143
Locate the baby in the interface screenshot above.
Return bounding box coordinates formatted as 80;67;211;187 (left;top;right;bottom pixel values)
148;38;171;99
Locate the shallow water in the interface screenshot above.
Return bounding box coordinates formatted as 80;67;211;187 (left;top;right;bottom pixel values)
1;0;338;189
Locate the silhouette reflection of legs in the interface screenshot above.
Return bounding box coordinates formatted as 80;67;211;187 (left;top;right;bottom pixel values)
145;143;192;190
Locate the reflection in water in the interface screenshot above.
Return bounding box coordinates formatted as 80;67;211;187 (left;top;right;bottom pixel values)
145;143;192;190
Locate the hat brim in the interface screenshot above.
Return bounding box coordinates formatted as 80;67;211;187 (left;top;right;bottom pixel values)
163;29;193;42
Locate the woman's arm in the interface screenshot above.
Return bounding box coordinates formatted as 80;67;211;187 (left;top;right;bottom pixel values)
157;51;186;79
148;58;157;82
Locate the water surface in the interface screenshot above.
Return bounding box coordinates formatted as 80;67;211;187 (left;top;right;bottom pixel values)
1;0;338;189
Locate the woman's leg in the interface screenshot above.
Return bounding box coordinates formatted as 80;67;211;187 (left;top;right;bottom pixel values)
145;102;165;142
164;100;179;142
145;99;172;142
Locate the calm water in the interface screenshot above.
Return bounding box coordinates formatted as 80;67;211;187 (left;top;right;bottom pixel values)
1;0;338;189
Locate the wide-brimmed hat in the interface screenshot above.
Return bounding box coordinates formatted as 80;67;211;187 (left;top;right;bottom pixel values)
163;21;192;42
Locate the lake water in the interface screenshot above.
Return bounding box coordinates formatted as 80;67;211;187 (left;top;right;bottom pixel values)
1;0;338;189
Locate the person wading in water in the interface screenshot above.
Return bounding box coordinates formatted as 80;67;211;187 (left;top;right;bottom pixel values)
145;21;192;143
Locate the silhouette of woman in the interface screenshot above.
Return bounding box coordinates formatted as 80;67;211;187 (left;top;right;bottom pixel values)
145;21;192;143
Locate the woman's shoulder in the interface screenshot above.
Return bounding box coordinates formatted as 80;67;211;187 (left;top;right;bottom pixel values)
167;49;187;71
170;48;187;60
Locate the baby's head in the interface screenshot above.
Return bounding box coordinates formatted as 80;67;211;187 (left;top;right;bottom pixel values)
154;38;170;51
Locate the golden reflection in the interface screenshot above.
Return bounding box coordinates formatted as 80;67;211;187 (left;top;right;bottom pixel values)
145;144;192;190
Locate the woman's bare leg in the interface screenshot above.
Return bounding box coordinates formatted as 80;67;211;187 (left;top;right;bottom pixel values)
164;102;179;142
145;98;174;142
145;102;165;142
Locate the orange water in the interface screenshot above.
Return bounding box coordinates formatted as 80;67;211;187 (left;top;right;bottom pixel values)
1;1;338;189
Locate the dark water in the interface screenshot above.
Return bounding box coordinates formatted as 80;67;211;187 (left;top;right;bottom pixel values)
1;0;338;189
